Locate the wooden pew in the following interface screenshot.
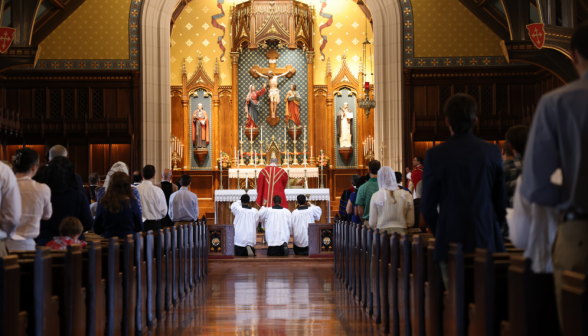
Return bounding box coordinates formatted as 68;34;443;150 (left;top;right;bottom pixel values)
360;225;369;309
51;245;86;336
163;228;173;311
378;230;391;333
0;255;26;336
354;222;362;303
341;220;346;284
202;217;209;277
144;231;157;327
349;222;356;293
171;226;179;304
467;249;510;336
188;223;194;289
193;223;201;284
362;227;374;313
500;256;561;336
101;238;122;336
398;233;413;336
183;225;189;295
409;234;433;336
424;238;444;336
562;270;587;336
153;229;166;319
82;241;106;336
134;232;147;334
334;219;339;277
371;228;381;323
389;232;400;336
119;235;137;336
443;243;475;336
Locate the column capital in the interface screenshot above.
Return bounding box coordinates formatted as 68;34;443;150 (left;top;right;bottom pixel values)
230;52;240;64
305;51;315;64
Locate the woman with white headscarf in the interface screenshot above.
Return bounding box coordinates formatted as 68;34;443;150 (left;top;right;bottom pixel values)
369;166;414;234
95;162;142;214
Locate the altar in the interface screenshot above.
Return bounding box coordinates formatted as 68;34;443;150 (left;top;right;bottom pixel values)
214;189;330;225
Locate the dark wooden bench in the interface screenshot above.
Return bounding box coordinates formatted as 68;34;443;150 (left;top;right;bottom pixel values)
81;241;106;336
443;243;475;336
119;235;137;336
354;223;362;303
388;232;400;336
360;225;369;309
0;255;27;336
409;234;433;336
398;233;413;336
424;238;443;336
100;238;122;336
378;230;391;333
371;228;381;322
362;227;374;314
171;226;179;304
561;270;587;336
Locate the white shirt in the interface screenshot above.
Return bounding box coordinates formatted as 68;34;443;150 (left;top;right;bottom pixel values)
259;207;292;246
290;204;322;247
231;200;259;247
135;180;167;221
0;162;21;239
14;177;52;239
168;187;199;222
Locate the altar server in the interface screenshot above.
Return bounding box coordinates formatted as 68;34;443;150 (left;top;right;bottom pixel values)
259;195;292;256
290;195;322;255
231;194;259;256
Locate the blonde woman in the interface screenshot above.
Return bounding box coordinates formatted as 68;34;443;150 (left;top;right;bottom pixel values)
369;166;415;234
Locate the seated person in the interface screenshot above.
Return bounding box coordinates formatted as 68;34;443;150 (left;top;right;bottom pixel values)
231;194;259;256
290;195;322;255
259;195;292;256
93;171;143;239
46;217;88;250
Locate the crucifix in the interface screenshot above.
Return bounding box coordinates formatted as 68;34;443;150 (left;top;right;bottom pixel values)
249;48;296;126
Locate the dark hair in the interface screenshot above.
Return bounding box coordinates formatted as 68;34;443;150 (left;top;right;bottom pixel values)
59;217;84;237
351;174;361;188
100;172;135;213
180;174;191;187
89;172;100;185
414;156;424;165
395;172;403;184
132;171;142;183
13;147;39;173
43;156;78;193
241;194;250;203
273;195;282;205
502;138;514;157
297;194;306;205
444;94;478;134
505;125;529;157
368;160;381;175
142;165;156;180
571;21;588;60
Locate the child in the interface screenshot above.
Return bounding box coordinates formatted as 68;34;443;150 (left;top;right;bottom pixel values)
46;217;88;250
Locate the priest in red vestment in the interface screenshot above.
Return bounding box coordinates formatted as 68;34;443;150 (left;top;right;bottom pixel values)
406;156;424;197
256;157;289;208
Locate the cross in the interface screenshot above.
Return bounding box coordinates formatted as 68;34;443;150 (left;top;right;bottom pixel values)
532;28;543;44
249;48;296;78
0;32;10;49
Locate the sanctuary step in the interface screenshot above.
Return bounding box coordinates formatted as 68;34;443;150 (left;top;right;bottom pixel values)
254;233;295;255
208;254;333;267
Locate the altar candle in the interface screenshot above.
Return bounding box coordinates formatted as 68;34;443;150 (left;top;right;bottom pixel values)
238;150;240;169
305;179;309;190
240;127;243;142
254;150;257;169
321;150;324;167
245;174;248;189
250;129;253;142
311;146;313;158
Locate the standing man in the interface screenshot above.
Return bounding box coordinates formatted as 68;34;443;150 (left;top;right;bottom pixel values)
136;165;167;231
520;23;588;324
156;168;178;227
0;161;21;256
290;195;322;255
259;195;292;256
168;175;199;225
421;94;506;288
406;156;424;198
356;160;381;227
256;157;289;208
231;194;259;256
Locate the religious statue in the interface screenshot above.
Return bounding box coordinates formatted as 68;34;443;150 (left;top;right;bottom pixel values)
192;103;209;148
254;69;292;125
285;84;301;129
337;102;354;148
245;84;267;129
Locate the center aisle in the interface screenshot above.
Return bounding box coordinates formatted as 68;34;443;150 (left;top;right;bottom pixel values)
150;259;382;335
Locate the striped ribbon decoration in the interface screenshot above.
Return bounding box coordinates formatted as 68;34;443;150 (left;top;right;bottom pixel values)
211;0;226;61
318;0;333;61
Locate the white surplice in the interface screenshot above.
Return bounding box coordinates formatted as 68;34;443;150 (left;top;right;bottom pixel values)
230;200;259;248
290;205;322;248
259;207;292;247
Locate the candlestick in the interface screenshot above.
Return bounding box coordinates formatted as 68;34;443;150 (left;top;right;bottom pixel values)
238;150;241;169
234;147;237;160
245;173;248;189
250;128;253;142
240;126;243;142
236;168;240;190
261;126;263;143
219;150;224;190
254;150;257;169
311;146;313;158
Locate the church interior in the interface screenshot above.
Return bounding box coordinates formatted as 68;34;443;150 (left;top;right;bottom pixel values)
0;0;586;334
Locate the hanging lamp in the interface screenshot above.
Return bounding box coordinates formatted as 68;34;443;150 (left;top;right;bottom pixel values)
358;18;376;118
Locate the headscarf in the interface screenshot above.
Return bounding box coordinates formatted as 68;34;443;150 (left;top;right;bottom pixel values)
374;166;399;206
245;85;255;113
103;161;129;191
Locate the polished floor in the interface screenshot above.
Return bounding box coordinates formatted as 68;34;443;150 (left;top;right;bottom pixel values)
149;260;382;335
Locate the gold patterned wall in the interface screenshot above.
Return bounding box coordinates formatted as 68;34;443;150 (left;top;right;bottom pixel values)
38;0;131;60
412;0;503;57
170;0;373;86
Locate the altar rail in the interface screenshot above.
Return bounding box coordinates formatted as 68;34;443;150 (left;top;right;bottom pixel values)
0;220;209;336
333;218;587;335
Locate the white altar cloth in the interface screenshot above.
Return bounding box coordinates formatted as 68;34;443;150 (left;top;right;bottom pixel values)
227;167;319;179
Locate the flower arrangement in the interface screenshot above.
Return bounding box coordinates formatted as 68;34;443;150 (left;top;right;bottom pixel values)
216;152;231;169
317;151;330;168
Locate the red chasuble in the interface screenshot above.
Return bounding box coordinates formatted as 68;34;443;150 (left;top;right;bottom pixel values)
411;164;424;188
256;165;289;208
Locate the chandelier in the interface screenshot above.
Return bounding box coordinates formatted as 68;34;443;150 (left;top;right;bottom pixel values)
358;18;376;118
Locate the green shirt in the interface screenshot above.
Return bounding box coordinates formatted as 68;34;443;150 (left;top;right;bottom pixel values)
355;177;379;220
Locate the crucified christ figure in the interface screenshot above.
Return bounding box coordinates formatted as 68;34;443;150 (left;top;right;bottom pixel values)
254;69;292;119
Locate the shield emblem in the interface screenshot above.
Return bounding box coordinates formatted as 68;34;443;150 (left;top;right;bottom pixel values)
526;23;546;49
0;28;15;54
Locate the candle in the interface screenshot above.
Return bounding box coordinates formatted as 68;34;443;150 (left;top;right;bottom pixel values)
181;144;183;158
311;146;313;158
245;173;248;189
254;150;257;169
238;150;240;169
240;127;243;142
250;129;253;142
305;180;309;190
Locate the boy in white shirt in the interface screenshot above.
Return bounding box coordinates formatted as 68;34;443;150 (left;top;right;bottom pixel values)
231;194;259;256
259;195;292;256
290;195;322;255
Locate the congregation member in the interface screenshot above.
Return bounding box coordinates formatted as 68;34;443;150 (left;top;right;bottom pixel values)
136;165;167;231
338;177;354;220
369;167;414;234
38;156;93;246
48;145;85;195
421;93;506;287
356;160;381;226
231;194;259;256
259;195;292;256
395;171;411;193
406;156;424;198
290;195;322;255
503;125;529;208
96;162;142;213
346;175;365;225
93;171;143;239
7;148;52;251
0;161;20;256
519;22;588;323
46;217;87;250
156;168;178;227
132;170;143;186
168;174;199;225
85;172;100;203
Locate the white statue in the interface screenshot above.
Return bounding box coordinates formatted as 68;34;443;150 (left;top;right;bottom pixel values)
337;102;353;148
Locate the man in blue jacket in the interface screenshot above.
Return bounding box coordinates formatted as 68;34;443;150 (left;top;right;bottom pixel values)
421;93;506;286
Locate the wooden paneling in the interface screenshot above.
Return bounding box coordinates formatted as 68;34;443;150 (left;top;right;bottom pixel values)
219;90;233;159
334;173;355;200
104;89;117;118
189;174;214;200
171;92;183;141
314;89;328;159
69;144;90;180
117;89;131;118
